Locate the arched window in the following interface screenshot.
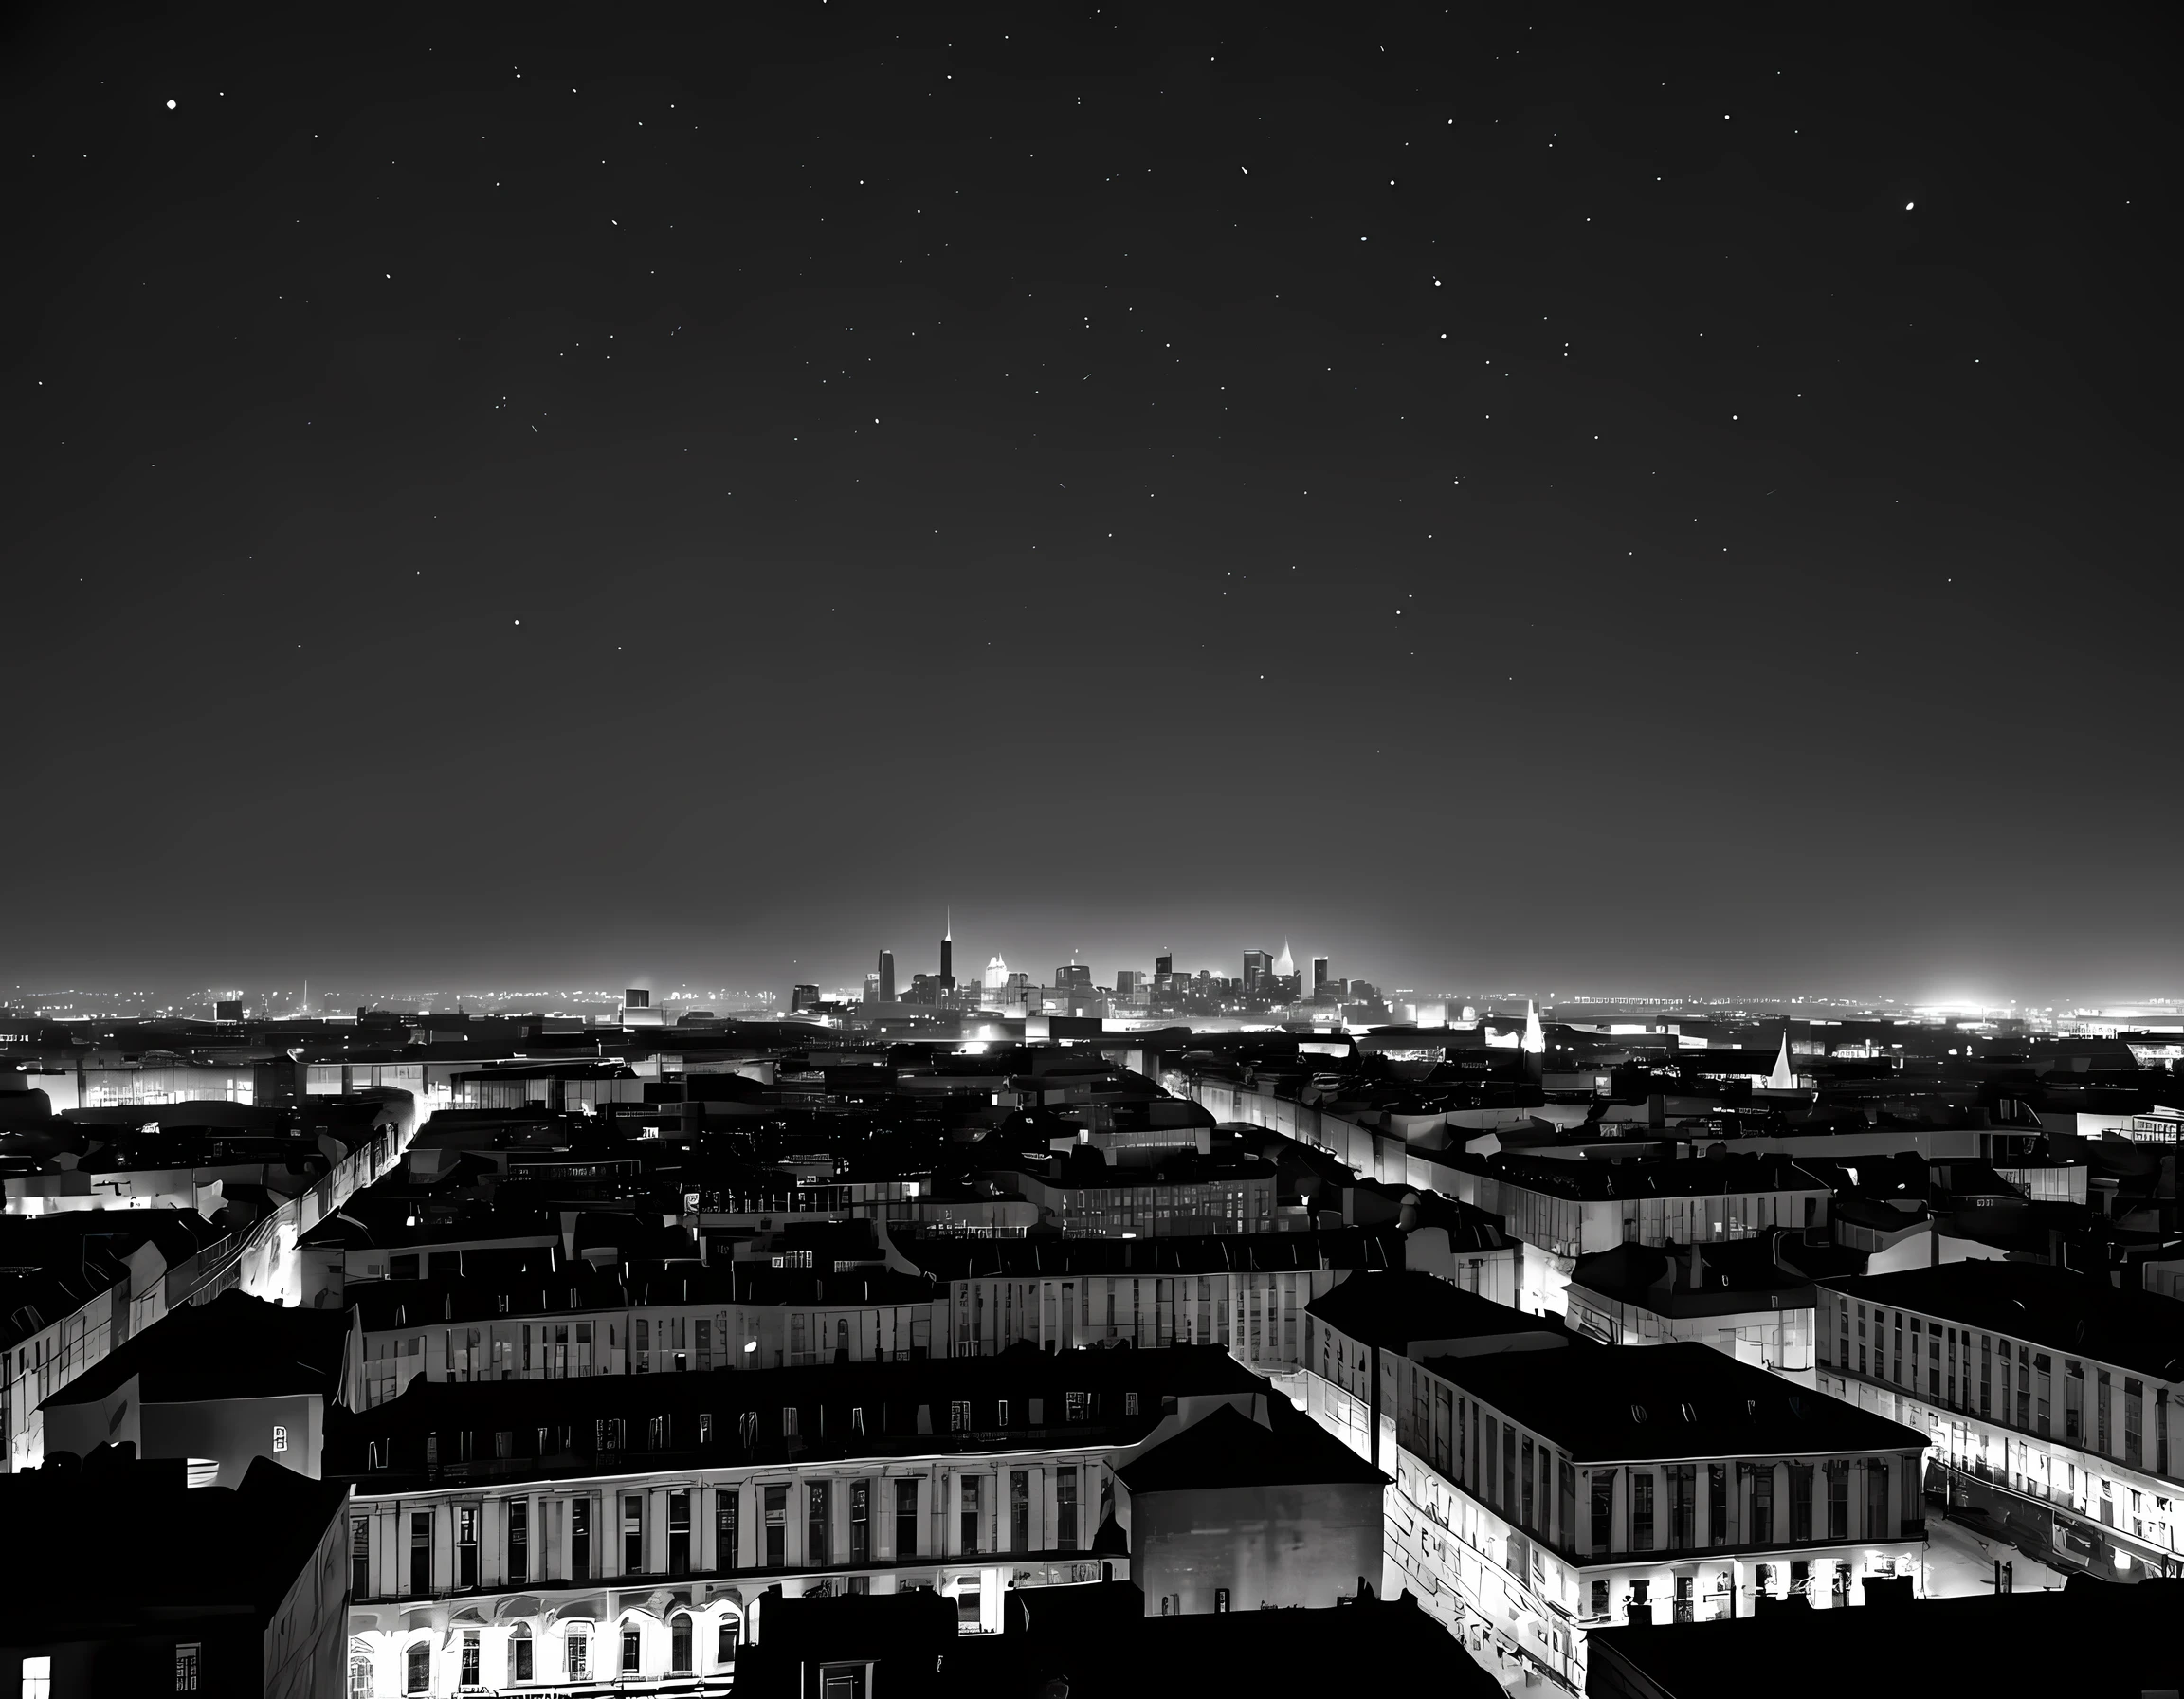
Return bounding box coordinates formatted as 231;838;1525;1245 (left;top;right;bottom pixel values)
564;1629;590;1681
715;1613;742;1666
620;1624;642;1675
405;1643;429;1695
348;1653;373;1699
669;1615;693;1674
506;1625;533;1685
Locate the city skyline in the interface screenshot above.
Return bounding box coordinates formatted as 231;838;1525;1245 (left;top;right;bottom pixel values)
5;6;2180;1002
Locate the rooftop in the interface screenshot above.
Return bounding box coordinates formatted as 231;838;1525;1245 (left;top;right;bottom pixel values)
1116;1399;1384;1493
44;1289;350;1410
1305;1270;1569;1352
1446;1151;1829;1202
1425;1341;1925;1463
1821;1259;2184;1380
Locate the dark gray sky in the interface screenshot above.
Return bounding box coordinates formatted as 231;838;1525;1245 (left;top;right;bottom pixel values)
4;2;2179;1003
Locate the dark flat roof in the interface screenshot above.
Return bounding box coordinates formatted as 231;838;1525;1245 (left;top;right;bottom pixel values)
1305;1270;1568;1350
1821;1259;2184;1380
1425;1342;1925;1463
1586;1580;2181;1698
44;1289;349;1409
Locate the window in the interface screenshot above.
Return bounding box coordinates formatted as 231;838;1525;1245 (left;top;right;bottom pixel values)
409;1510;431;1596
457;1504;479;1589
2097;1369;2112;1455
1589;1580;1609;1618
1980;1335;1993;1418
508;1626;533;1685
461;1633;480;1689
1708;1463;1728;1545
565;1631;589;1681
507;1498;528;1586
819;1665;867;1699
960;1475;983;1555
1665;1465;1694;1550
21;1657;49;1699
1590;1470;1613;1552
1629;1473;1654;1551
2065;1361;2084;1443
2126;1379;2145;1469
173;1646;202;1695
350;1653;374;1698
623;1493;646;1574
668;1490;691;1576
764;1486;789;1567
897;1478;920;1558
717;1487;741;1572
1010;1471;1030;1551
1065;1391;1090;1423
1057;1469;1078;1551
1557;1457;1575;1544
670;1615;693;1674
1751;1468;1774;1545
809;1481;831;1568
572;1497;592;1582
352;1517;372;1599
1790;1467;1812;1543
850;1479;871;1564
620;1627;641;1676
1866;1459;1889;1536
1827;1459;1849;1540
273;1424;289;1453
950;1400;972;1433
407;1644;429;1694
716;1619;741;1666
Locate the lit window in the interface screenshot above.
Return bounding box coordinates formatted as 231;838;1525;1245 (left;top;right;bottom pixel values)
273;1425;289;1453
175;1645;201;1693
620;1628;641;1675
565;1632;589;1680
22;1658;50;1699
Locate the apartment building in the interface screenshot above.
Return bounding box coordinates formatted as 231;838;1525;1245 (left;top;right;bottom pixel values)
331;1347;1267;1698
1817;1260;2184;1578
1380;1342;1926;1692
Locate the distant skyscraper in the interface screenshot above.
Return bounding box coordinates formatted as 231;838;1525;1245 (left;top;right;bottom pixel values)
1056;963;1093;991
791;983;820;1013
939;912;954;988
1243;949;1272;994
1274;940;1295;980
863;972;880;1004
1155;950;1174;977
877;949;896;1003
1312;957;1330;994
984;955;1010;992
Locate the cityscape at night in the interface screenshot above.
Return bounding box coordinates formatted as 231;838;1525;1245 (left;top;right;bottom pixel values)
4;0;2181;1695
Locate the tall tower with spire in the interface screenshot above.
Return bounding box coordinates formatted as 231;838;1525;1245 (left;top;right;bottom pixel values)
939;911;955;989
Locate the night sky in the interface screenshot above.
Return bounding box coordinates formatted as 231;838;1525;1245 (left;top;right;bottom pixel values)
5;3;2179;1003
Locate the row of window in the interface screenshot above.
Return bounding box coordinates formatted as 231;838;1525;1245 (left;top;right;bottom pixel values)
1829;1298;2169;1475
366;1613;738;1697
355;1471;1093;1596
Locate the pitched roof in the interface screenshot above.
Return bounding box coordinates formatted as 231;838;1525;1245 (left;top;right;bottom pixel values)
1117;1400;1384;1493
42;1289;351;1409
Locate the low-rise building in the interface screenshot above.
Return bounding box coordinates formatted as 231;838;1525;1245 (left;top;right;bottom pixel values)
1816;1260;2184;1578
0;1450;349;1699
1114;1399;1387;1615
1384;1341;1927;1691
40;1289;353;1485
1301;1270;1570;1466
1436;1154;1834;1316
899;1226;1405;1398
329;1346;1269;1697
1565;1231;1862;1386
